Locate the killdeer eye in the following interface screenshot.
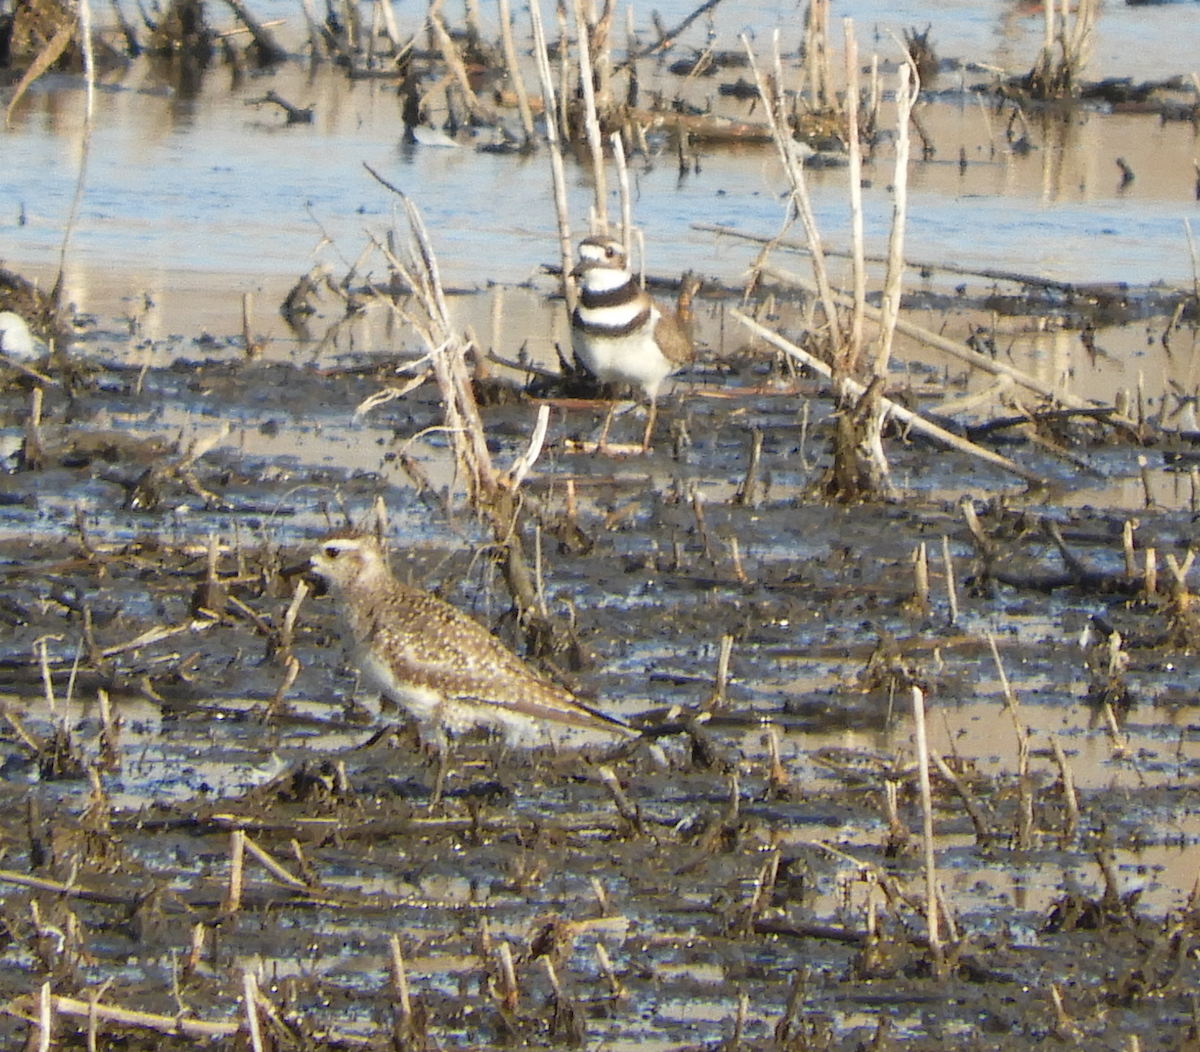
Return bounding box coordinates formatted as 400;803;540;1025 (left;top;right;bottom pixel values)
323;545;340;560
604;244;617;259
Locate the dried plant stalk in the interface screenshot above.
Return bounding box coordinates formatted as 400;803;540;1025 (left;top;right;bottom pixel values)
530;0;577;309
498;0;536;144
843;19;865;376
910;686;944;976
573;0;608;230
871;63;914;381
742;31;840;354
364;164;496;503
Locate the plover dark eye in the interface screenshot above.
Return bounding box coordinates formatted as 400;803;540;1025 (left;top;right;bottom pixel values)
323;546;340;560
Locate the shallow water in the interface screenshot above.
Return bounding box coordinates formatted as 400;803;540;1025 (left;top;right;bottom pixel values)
3;0;1200;317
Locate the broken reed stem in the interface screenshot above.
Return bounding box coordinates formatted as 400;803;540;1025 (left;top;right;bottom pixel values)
529;0;576;310
756;261;1138;427
742;31;840;351
590;874;610;914
97;688;119;769
1122;519;1137;580
1185;217;1200;302
363;169;497;503
279;575;309;657
11;991;239;1039
184;923;206;978
429;12;495;125
765;726;791;794
504;403;551;489
734;428;764;507
51;0;95;317
497;0;535;144
941;535;958;625
242;971;264;1052
389;934;413;1021
541;956;562;999
376;0;401;51
1138;454;1154;508
241;292;257;358
910;686;944;975
690;486;712;560
987;632;1034;850
912;542;930;612
24;386;44;468
1049;734;1080;846
706;633;734;709
497;940;519;1012
36;637;56;715
611;135;635;257
746;849;782;924
930;749;992;843
37;980;52;1052
573;0;608;231
843;18;865;375
871;62;914;380
594;942;625;1000
241;834;308;888
225;829;246;914
598;765;642;832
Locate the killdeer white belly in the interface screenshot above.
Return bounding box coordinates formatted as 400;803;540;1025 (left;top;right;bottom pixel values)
570;235;696;450
307;530;634;751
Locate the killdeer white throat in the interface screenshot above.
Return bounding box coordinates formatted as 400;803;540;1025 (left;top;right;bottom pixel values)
570;235;697;450
307;530;633;750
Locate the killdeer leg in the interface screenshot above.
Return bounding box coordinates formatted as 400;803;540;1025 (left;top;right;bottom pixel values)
640;397;659;453
595;402;619;455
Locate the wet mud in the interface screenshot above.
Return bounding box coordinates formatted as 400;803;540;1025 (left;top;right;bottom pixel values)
5;0;1200;1047
3;263;1200;1050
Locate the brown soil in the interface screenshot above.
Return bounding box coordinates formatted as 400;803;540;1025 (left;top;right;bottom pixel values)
2;288;1200;1050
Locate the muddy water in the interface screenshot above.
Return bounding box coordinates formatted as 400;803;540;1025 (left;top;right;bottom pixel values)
3;4;1200;1051
4;6;1200;308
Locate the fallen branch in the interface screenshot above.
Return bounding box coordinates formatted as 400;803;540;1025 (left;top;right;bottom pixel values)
759;263;1139;430
731;308;1046;486
622;0;727;61
2;993;238;1039
0;868;144;906
221;0;288;63
697;221;1088;293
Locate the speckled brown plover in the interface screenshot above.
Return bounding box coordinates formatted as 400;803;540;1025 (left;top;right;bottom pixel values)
570;235;697;449
307;530;633;748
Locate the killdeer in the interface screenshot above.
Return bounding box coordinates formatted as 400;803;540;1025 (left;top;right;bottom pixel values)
307;530;634;751
570;235;697;450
